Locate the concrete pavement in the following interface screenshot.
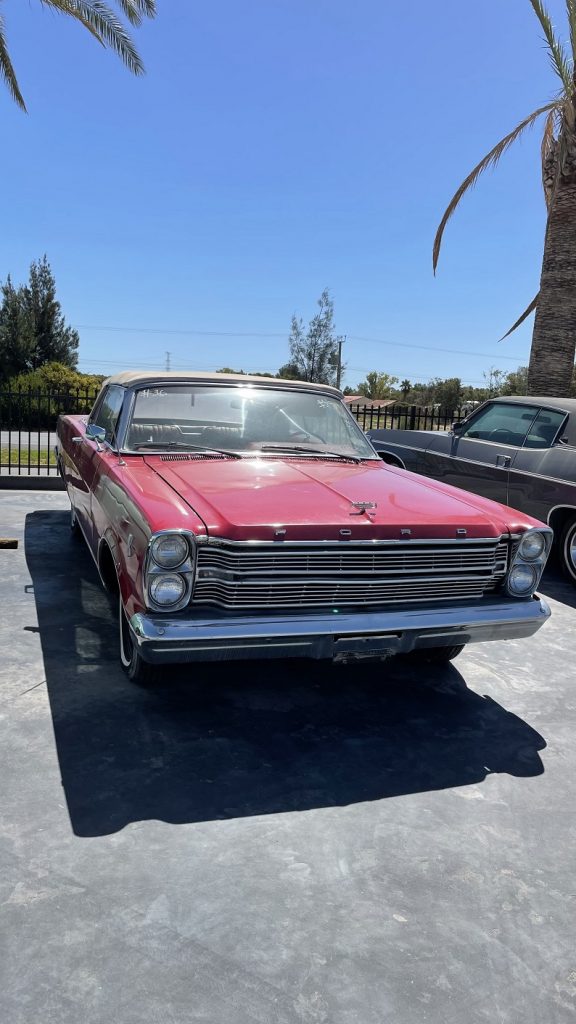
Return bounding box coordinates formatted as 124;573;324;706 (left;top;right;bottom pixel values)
1;490;575;1023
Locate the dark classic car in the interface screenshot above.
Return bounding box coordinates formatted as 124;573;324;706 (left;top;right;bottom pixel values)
56;373;552;684
367;395;576;584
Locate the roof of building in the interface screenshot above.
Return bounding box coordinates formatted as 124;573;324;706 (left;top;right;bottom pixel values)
103;370;342;396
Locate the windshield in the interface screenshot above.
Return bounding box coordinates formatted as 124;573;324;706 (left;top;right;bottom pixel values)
124;384;377;459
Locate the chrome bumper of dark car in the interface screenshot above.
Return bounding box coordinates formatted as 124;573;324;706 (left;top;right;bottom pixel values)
128;595;551;664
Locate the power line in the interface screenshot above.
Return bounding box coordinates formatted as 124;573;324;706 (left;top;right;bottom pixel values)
347;335;521;363
73;323;524;362
75;324;287;338
77;357;495;387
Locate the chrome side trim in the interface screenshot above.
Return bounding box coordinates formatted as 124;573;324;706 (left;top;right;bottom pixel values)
426;452;576;489
128;594;551;664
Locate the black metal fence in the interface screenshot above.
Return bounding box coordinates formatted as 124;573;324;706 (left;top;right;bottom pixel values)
0;389;464;477
348;403;463;432
0;387;99;477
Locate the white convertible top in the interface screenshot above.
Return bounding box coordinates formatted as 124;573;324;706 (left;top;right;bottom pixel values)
104;370;342;397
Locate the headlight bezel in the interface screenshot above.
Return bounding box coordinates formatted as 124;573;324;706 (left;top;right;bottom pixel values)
150;533;189;569
506;562;539;596
144;530;197;612
504;527;552;599
149;572;187;607
517;531;547;562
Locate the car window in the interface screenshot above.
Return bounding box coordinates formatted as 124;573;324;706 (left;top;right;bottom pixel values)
126;384;376;457
522;408;566;449
460;403;539;446
90;385;125;445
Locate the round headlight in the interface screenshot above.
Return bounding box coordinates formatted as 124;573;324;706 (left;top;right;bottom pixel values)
149;573;186;607
507;563;538;596
150;534;188;568
518;531;546;561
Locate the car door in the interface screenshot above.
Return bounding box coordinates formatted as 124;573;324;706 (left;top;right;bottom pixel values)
422;402;542;505
72;385;125;551
506;406;571;521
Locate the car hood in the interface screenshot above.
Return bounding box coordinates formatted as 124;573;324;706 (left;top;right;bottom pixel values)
144;454;520;541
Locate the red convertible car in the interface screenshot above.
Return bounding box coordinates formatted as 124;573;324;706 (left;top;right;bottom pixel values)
56;371;552;684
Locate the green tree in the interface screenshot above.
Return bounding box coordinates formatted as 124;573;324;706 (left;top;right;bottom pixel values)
287;290;343;387
400;379;411;401
9;361;104;392
356;371;399;400
502;365;529;395
483;367;507;397
1;362;105;427
277;362;303;381
0;256;79;381
217;367;276;378
433;1;576;397
0;275;33;379
430;377;463;413
0;1;156;111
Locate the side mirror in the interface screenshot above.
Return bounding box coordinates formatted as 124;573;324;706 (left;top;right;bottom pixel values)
86;423;106;444
451;421;464;435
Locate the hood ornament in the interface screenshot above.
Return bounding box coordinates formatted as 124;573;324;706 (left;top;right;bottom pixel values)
350;501;377;516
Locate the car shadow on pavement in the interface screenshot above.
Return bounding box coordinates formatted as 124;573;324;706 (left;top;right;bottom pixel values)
25;510;547;838
539;565;576;609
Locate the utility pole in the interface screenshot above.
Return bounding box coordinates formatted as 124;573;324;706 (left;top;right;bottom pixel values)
336;335;346;390
165;351;171;371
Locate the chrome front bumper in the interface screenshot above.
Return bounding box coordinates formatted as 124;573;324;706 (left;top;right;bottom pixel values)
129;595;551;664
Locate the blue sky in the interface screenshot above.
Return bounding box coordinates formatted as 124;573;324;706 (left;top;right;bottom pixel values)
0;0;567;388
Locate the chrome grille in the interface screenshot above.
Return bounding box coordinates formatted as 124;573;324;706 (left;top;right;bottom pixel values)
193;540;509;610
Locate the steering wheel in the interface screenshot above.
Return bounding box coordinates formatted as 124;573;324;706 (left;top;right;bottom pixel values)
488;429;510;442
288;429;327;443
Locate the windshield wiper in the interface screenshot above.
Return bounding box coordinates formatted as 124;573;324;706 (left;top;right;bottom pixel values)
258;444;363;464
132;441;242;459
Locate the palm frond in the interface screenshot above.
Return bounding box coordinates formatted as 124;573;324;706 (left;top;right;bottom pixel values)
565;0;576;72
529;0;572;93
0;14;26;110
500;295;539;341
433;101;559;273
115;0;156;28
40;0;145;75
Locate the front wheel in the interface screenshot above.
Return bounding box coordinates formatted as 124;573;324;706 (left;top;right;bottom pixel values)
559;516;576;586
119;594;162;686
408;645;465;664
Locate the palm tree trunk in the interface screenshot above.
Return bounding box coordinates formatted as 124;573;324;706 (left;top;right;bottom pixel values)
528;180;576;395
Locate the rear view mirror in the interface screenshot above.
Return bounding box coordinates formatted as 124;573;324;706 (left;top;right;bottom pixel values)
451;421;464;435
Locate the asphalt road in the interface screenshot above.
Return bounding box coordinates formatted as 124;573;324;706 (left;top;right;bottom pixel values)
1;490;575;1024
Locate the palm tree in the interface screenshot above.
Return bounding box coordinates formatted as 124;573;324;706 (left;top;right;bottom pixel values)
0;0;155;112
433;0;576;397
